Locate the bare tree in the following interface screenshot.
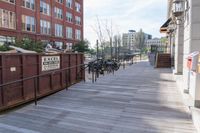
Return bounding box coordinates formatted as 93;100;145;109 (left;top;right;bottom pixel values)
117;34;122;60
135;29;145;50
113;34;122;60
113;35;118;59
105;20;113;59
91;17;121;59
91;16;106;58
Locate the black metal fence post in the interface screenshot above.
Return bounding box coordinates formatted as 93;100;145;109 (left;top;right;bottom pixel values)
34;77;38;106
83;65;86;82
92;64;94;83
94;67;97;82
123;59;125;69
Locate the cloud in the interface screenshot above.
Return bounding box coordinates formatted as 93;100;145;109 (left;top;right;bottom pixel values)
84;0;167;46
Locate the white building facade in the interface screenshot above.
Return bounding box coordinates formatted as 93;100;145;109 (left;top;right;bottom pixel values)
122;30;152;50
145;38;166;50
162;0;200;131
122;30;137;50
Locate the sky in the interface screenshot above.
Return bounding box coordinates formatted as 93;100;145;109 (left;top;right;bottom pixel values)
84;0;167;47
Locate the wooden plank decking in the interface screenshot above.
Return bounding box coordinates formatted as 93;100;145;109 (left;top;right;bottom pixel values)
0;61;197;133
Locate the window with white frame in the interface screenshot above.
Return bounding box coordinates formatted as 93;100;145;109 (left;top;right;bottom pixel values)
1;0;15;4
22;0;35;10
66;12;73;23
66;42;72;50
75;2;81;12
0;8;16;29
75;29;81;40
54;7;63;19
22;15;35;32
66;27;73;39
75;16;81;25
66;0;72;8
0;35;15;45
56;0;63;4
40;0;50;15
55;41;63;49
40;20;51;35
55;24;63;37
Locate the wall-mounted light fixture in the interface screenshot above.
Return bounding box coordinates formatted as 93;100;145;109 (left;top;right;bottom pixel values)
172;0;190;25
172;0;185;17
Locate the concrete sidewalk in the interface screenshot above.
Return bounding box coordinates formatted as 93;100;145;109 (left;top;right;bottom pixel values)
0;61;197;133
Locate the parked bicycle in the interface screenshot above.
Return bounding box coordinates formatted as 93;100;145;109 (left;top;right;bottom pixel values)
88;59;121;76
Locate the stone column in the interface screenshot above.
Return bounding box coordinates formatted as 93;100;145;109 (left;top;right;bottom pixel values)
174;19;184;75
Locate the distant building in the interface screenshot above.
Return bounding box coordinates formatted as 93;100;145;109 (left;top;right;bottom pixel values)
122;30;152;50
145;38;166;52
144;34;152;40
122;30;137;50
145;38;165;48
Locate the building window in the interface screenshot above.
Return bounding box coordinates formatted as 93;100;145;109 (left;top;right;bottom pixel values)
54;7;63;19
75;29;81;40
66;12;73;23
66;27;73;39
40;20;50;35
66;42;72;50
55;24;63;37
75;16;81;25
1;0;15;4
0;35;15;45
22;15;35;32
75;2;81;12
0;9;16;29
55;41;63;49
40;0;50;15
56;0;63;4
66;0;72;8
22;0;35;10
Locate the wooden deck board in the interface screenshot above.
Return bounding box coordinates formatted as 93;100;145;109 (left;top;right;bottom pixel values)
0;61;197;133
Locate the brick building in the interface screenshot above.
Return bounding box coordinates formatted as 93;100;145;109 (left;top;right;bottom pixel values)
0;0;83;50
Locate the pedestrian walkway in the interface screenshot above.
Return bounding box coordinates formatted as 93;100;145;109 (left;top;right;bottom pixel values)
0;61;197;133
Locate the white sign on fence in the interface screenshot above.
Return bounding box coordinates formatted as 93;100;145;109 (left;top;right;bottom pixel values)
42;56;60;71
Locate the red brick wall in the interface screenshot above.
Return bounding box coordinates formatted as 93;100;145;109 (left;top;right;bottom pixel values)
0;0;84;44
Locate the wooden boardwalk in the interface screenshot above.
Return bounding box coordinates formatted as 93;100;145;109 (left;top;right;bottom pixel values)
0;61;197;133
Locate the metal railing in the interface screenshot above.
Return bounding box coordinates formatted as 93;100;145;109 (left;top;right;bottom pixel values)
0;54;141;110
